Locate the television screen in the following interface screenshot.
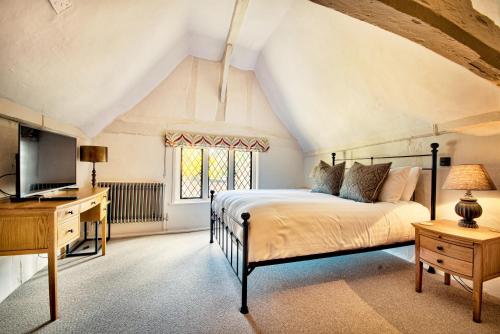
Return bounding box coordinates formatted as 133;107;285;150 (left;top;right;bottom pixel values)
17;125;77;198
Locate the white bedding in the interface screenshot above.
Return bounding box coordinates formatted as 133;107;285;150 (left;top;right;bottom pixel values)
213;189;430;263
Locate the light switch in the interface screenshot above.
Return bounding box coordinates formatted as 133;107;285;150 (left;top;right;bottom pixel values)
48;0;72;14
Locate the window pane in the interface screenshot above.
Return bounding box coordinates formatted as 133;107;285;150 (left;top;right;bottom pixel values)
209;148;229;193
181;148;203;199
234;151;252;190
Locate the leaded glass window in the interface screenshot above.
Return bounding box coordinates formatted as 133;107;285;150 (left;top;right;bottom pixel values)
180;148;203;199
208;148;229;193
234;151;252;190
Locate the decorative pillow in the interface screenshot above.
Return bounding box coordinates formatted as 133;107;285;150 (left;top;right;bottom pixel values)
339;162;392;203
378;167;411;203
310;161;346;195
400;167;422;201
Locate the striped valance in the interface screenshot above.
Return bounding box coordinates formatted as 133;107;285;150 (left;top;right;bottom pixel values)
165;131;270;152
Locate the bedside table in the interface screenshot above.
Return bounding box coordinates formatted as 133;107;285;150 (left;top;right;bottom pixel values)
413;220;500;322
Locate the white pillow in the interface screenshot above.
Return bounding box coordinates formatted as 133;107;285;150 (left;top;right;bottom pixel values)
400;167;422;201
378;167;411;203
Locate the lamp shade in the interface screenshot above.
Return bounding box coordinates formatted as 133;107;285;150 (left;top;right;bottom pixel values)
442;164;496;191
80;146;108;163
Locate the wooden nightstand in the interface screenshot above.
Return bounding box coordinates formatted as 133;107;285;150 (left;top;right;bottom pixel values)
413;220;500;322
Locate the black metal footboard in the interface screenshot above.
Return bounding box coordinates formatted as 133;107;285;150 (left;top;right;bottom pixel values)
210;190;251;314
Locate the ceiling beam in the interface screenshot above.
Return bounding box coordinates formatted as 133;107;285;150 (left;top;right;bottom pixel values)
219;0;250;103
310;0;500;86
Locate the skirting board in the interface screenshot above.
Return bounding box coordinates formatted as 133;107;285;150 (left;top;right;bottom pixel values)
111;227;209;239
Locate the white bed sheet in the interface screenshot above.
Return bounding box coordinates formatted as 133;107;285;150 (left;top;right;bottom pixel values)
213;189;430;263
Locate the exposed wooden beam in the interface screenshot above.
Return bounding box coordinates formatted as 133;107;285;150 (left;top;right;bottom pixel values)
438;111;500;136
310;0;500;85
219;44;233;105
219;0;250;103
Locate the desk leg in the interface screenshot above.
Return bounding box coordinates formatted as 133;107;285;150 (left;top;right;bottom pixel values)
101;216;107;256
48;214;58;321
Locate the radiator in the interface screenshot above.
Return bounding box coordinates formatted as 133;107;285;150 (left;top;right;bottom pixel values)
97;182;166;224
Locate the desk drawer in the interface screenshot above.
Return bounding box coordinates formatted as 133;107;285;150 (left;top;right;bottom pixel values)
57;206;79;222
420;248;473;277
58;216;80;248
101;200;108;220
420;235;473;262
80;197;100;213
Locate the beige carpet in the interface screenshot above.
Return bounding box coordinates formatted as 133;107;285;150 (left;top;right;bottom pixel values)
0;231;499;334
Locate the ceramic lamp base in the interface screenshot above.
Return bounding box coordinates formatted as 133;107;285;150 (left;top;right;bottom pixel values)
455;192;482;229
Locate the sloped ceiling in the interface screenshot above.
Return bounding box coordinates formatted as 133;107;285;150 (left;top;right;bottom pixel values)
0;0;499;152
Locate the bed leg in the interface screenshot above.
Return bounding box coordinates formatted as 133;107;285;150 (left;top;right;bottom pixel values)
210;190;215;244
240;212;250;314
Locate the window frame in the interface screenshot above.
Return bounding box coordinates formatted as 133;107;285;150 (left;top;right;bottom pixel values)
233;151;253;191
179;147;204;200
172;147;258;204
208;148;230;194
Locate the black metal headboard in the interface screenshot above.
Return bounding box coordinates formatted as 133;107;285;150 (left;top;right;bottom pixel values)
331;143;439;220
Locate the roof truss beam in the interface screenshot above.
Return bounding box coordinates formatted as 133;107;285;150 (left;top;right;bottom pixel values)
219;0;250;103
310;0;500;85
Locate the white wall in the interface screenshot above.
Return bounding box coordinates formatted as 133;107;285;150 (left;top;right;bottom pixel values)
0;103;92;303
92;56;304;237
304;132;500;297
256;0;500;153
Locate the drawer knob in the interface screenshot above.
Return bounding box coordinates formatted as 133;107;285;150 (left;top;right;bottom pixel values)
437;259;443;264
66;210;73;215
68;229;74;233
436;246;444;251
91;201;96;205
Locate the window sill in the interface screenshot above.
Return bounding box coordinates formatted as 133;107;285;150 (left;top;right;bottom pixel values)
170;198;210;205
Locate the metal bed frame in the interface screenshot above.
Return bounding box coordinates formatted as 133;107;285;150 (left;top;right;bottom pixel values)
210;143;439;314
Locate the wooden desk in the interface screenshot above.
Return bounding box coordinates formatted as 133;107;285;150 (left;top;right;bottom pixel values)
0;187;109;321
413;220;500;323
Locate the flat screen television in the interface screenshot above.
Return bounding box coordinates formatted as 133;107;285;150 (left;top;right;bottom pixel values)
16;124;77;199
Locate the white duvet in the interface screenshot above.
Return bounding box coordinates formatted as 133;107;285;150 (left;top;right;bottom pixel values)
213;189;430;263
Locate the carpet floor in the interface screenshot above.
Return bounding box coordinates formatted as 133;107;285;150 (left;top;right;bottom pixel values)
0;231;499;334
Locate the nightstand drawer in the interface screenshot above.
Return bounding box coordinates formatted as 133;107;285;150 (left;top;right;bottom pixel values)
420;235;473;262
58;216;80;248
420;230;473;247
420;248;472;277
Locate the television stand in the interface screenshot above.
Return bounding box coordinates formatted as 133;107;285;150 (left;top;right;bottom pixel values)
10;195;78;202
40;196;78;201
10;195;43;203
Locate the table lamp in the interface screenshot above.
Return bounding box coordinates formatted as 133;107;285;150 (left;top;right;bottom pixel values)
442;164;496;228
80;146;108;188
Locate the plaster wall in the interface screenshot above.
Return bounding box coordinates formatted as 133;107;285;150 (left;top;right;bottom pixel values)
304;132;500;298
92;56;304;237
256;0;500;153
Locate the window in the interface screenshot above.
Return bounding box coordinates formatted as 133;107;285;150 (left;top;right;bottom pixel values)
180;148;203;199
208;148;229;193
234;151;252;190
175;148;257;202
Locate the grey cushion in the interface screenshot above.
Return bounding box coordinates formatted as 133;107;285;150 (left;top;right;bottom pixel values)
339;162;392;203
311;161;345;195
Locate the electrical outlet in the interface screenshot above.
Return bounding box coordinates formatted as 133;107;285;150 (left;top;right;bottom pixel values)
440;157;451;167
48;0;72;14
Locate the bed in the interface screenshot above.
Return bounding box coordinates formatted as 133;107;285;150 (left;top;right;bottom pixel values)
210;143;439;313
